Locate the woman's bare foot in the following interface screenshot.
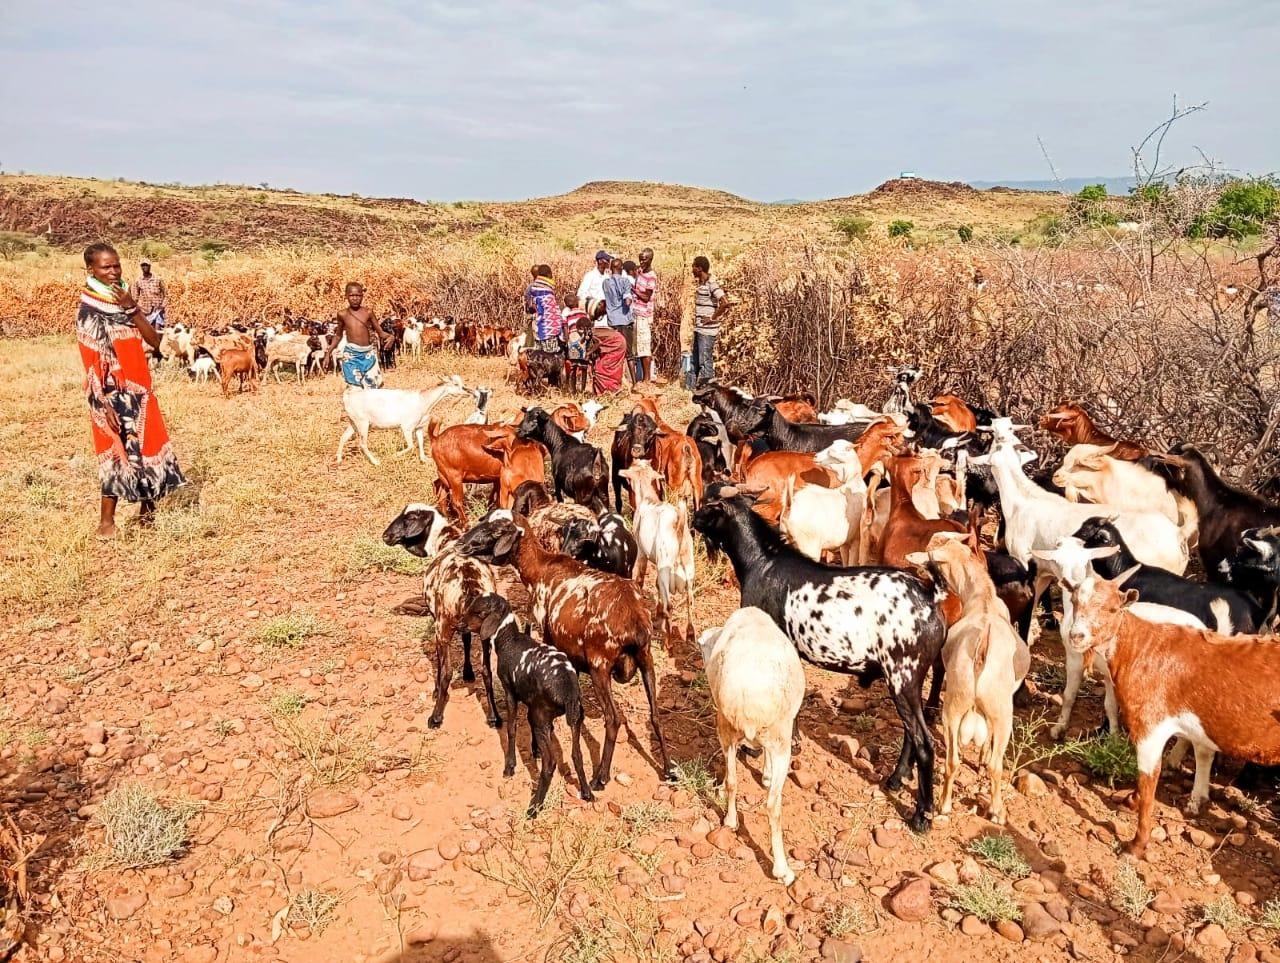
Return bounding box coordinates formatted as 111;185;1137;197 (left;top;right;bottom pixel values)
139;500;157;527
96;522;119;539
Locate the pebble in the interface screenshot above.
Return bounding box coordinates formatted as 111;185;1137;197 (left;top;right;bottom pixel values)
407;850;444;881
391;804;412;821
307;790;358;818
159;879;193;898
707;827;737;852
1015;771;1049;797
106;890;148;920
1021;902;1061;941
872;825;902;849
437;838;461;861
927;861;959;885
790;770;819;791
81;723;106;745
1196;923;1231;949
995;919;1024;942
821;937;863;962
960;915;987;936
239;673;265;690
887;876;932;922
211;895;235;916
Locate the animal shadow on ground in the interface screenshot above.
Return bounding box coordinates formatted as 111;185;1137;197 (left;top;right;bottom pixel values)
376;930;504;962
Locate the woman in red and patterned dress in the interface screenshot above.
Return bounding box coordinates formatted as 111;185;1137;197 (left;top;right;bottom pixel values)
78;243;185;538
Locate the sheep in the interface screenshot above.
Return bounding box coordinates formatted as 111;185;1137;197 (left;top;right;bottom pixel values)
620;461;696;646
461;594;593;816
698;607;805;884
905;532;1029;824
335;376;470;465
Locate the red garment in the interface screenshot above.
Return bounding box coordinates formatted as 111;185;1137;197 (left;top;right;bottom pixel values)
592;327;627;393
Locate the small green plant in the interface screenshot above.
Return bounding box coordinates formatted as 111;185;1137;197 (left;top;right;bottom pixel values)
259;612;327;650
560;922;614;963
1199;894;1249;932
1190;177;1280;239
96;784;198;868
833;216;871;241
825;900;871;938
671;757;718;804
267;690;306;718
1112;862;1154;919
211;718;236;739
1069;731;1138;786
968;835;1030;879
620;801;670;833
20;727;49;748
289;888;341;936
848;713;875;733
139;239;175;260
339;534;424;576
948;875;1022;923
957;224;974;243
1259;897;1280;931
887;219;914;238
1005;711;1075;773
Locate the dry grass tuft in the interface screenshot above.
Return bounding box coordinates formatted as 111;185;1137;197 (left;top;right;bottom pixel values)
258;612;329;650
95;784;199;869
968;835;1030;879
948;875;1022;923
288;888;342;935
1111;862;1154;919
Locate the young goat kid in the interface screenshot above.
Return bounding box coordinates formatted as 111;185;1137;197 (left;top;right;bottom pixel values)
462;594;593;816
337;376;470;465
621;461;696;646
699;607;805;884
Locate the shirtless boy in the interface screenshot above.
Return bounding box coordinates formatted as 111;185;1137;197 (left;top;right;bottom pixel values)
330;282;387;388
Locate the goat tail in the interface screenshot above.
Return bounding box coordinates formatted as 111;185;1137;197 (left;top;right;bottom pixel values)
427;415;445;441
565;680;585;729
973;626;991;674
959;710;989;749
612;651;639;684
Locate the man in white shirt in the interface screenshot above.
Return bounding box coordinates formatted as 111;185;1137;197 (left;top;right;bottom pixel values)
577;250;612;320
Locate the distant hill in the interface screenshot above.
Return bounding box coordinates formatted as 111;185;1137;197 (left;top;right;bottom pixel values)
969;176;1138;195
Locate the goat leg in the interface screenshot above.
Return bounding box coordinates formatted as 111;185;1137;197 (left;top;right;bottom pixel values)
569;713;594;802
892;684;935;832
501;681;519;778
637;646;676;781
427;626;455;728
480;638;502;728
461;629;476;683
587;667;618;791
527;720;557;817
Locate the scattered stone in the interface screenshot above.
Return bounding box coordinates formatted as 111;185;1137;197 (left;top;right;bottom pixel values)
1151;892;1182;916
790;770;819;791
307;791;358;818
106;890;147;920
1144;925;1171;947
437;837;462;861
927;861;959;886
1196;924;1231;949
821;937;863;962
211;895;235;916
82;723;106;745
391;804;412;821
1187;828;1215;849
887;876;932;922
995;919;1024;942
707;827;737;852
159;879;193;899
960;915;987;937
1021;902;1061;942
1015;771;1049;797
239;673;265;690
872;825;902;849
408;850;444;880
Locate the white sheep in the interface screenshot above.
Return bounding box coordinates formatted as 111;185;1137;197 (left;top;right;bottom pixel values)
336;376;470;465
698;607;805;885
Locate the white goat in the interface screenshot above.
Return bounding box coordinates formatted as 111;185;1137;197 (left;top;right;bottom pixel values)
187;356;217;384
261;333;312;384
1053;443;1196;547
336;376;470;465
619;460;696;645
698;607;805;885
581;400;606;431
1031;536;1207;740
969;421;1188;576
402;319;424;357
780;440;867;564
463;387;492;425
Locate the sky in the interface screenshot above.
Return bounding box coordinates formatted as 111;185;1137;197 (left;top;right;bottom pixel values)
1;0;1274;202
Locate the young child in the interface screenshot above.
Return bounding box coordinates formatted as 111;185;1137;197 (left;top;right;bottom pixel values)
562;293;588;356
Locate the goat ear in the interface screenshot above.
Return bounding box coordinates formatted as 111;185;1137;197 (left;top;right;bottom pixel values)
1121;588;1141;606
493;527;521;557
480;610;505;639
1085;545;1120;560
903;551;929;567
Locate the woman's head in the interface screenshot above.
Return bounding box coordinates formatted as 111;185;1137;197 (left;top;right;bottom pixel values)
84;243;121;284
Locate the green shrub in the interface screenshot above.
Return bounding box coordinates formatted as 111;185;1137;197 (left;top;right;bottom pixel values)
1190;178;1280;239
834;216;872;241
968;835;1030;878
258;612;328;650
948;874;1021;923
1069;731;1138;786
1069;184;1119;227
139;240;175;261
957;224;974;243
887;219;914;238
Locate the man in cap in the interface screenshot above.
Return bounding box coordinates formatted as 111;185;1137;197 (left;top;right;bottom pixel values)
135;260;168;332
577;250;611;322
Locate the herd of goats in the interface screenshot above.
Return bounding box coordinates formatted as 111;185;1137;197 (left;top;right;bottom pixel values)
317;358;1280;887
152;311;1280;885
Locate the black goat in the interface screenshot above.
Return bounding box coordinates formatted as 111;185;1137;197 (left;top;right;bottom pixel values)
610;412;643;512
692;484;946;831
560;512;638;577
686;411;731;485
511;480;553;517
1217;527;1280;630
1147;444;1280;576
744;404;864;453
517;407;609;511
521;348;565;393
462;594;593;817
691;381;769;444
1074;518;1266;635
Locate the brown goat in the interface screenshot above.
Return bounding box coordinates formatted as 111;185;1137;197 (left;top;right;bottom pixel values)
218;347;259;397
1040;403;1146;460
632;397;704;508
880;454;966;625
482;433;548;509
551;403;590;439
456;516;674;789
429;420;505;520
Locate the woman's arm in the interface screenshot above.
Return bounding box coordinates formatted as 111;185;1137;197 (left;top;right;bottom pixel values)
112;283;162;348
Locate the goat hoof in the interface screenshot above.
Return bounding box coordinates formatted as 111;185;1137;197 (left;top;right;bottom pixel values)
661;766;679;784
1120;839;1148;860
884;774;904;792
462;667;476;683
907;812;932;834
1184;796;1207;817
590;776;609;792
426;716;443;729
775;867;796;887
487;716;503;730
580;788;595;802
502;766;516;778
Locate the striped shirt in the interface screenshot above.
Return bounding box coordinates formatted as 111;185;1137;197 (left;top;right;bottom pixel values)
694;276;726;334
631;269;657;319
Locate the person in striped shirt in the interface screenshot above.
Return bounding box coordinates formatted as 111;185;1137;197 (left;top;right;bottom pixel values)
687;255;729;388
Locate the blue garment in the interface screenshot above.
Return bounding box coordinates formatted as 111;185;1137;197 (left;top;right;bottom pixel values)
687;331;716;388
341;342;384;388
525;280;563;341
602;274;633;327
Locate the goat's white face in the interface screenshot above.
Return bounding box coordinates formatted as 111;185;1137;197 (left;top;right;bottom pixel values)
815;439;859;469
696;626;722;663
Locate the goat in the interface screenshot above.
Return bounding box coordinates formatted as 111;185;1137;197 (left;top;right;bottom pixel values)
261;333;312;384
560;512;639;578
611;412;643;512
1074;518;1265;634
879;454;968;569
336;376;470;465
692;383;769;471
763;392;819;423
742;403;865;454
461;594;593;816
456;516;673;788
517;407;609;512
511;480;553;518
1146;443;1280;576
481;432;546;510
1040;403;1146;460
1065;572;1280;857
698;607;805;884
551;402;591;442
218;347;258;397
463;387;493;425
187;356;217;384
402;320;423;357
1053;443;1190;543
630;401;703;509
520;348;565;393
687;411;732;485
905;532;1029;824
382;504;497;728
1217;527;1280;629
621;461;696;646
693;485;946;831
428;421;507;520
780;440;869;565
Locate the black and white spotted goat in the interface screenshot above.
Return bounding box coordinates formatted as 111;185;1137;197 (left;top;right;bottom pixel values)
460;593;593;817
692;484;947;831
